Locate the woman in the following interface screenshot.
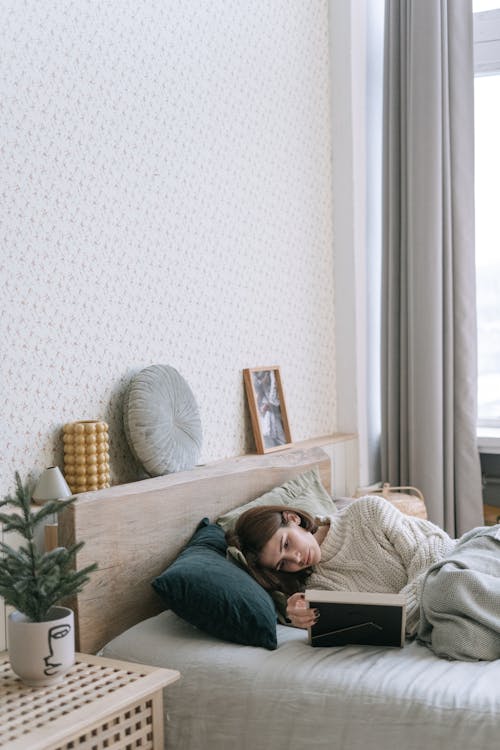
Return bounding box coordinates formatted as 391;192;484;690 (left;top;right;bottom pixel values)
226;496;500;660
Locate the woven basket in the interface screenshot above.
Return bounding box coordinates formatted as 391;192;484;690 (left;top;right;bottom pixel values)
356;482;428;519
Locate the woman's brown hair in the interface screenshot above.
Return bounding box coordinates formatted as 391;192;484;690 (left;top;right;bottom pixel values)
225;504;318;595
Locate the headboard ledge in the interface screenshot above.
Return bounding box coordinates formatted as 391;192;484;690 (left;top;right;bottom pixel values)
59;445;331;654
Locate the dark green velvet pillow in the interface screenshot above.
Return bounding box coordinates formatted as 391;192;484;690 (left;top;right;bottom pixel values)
151;518;278;649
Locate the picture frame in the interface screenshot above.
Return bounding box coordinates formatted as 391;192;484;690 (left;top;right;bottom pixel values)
243;366;292;454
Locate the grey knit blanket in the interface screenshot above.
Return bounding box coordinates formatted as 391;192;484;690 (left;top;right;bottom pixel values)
417;525;500;661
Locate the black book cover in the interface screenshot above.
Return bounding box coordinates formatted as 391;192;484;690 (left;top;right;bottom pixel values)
305;590;406;648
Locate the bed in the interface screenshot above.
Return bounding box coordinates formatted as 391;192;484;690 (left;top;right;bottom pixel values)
59;446;500;750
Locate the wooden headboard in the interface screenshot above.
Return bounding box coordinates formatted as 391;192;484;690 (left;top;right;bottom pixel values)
59;445;331;654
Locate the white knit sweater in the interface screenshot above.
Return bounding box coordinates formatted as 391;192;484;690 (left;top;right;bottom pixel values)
308;496;456;636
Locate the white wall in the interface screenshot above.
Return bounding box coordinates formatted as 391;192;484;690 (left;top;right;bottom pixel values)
329;0;384;487
0;1;337;494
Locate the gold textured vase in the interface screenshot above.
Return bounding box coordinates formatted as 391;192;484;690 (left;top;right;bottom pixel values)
63;420;111;494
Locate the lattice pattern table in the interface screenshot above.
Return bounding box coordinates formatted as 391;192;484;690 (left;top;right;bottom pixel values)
0;651;179;750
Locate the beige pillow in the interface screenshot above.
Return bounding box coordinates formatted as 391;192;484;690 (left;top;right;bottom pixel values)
216;468;336;532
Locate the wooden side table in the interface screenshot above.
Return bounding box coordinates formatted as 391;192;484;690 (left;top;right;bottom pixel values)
0;651;179;750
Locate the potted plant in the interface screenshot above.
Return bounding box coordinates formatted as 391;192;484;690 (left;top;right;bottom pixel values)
0;472;97;686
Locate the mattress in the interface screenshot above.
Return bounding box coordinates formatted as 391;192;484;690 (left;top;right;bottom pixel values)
101;610;500;750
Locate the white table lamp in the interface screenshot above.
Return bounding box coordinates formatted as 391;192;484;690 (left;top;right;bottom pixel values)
32;466;72;505
32;466;72;551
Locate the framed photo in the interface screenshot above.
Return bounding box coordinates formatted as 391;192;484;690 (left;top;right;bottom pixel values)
243;366;292;454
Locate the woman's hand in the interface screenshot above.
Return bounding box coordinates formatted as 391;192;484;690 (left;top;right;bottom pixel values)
286;592;318;629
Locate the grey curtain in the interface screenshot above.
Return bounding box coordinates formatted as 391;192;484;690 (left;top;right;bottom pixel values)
381;0;483;536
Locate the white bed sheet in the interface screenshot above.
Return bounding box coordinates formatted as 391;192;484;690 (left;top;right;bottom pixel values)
102;610;500;750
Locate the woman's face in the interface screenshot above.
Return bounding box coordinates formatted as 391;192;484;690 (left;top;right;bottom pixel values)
258;513;322;573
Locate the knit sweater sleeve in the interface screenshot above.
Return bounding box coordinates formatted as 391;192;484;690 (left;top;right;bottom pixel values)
353;497;455;636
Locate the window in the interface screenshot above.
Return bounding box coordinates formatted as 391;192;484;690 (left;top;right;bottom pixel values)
474;3;500;427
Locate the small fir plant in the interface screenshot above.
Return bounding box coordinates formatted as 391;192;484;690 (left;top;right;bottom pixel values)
0;472;97;622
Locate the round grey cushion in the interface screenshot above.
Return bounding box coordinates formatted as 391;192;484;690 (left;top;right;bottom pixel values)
123;364;202;476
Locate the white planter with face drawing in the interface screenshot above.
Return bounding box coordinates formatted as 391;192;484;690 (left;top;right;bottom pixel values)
8;606;74;686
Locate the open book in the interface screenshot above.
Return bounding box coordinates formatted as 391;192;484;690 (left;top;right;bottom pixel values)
305;590;406;648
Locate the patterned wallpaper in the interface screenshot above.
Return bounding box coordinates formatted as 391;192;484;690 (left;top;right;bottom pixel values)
0;0;336;496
